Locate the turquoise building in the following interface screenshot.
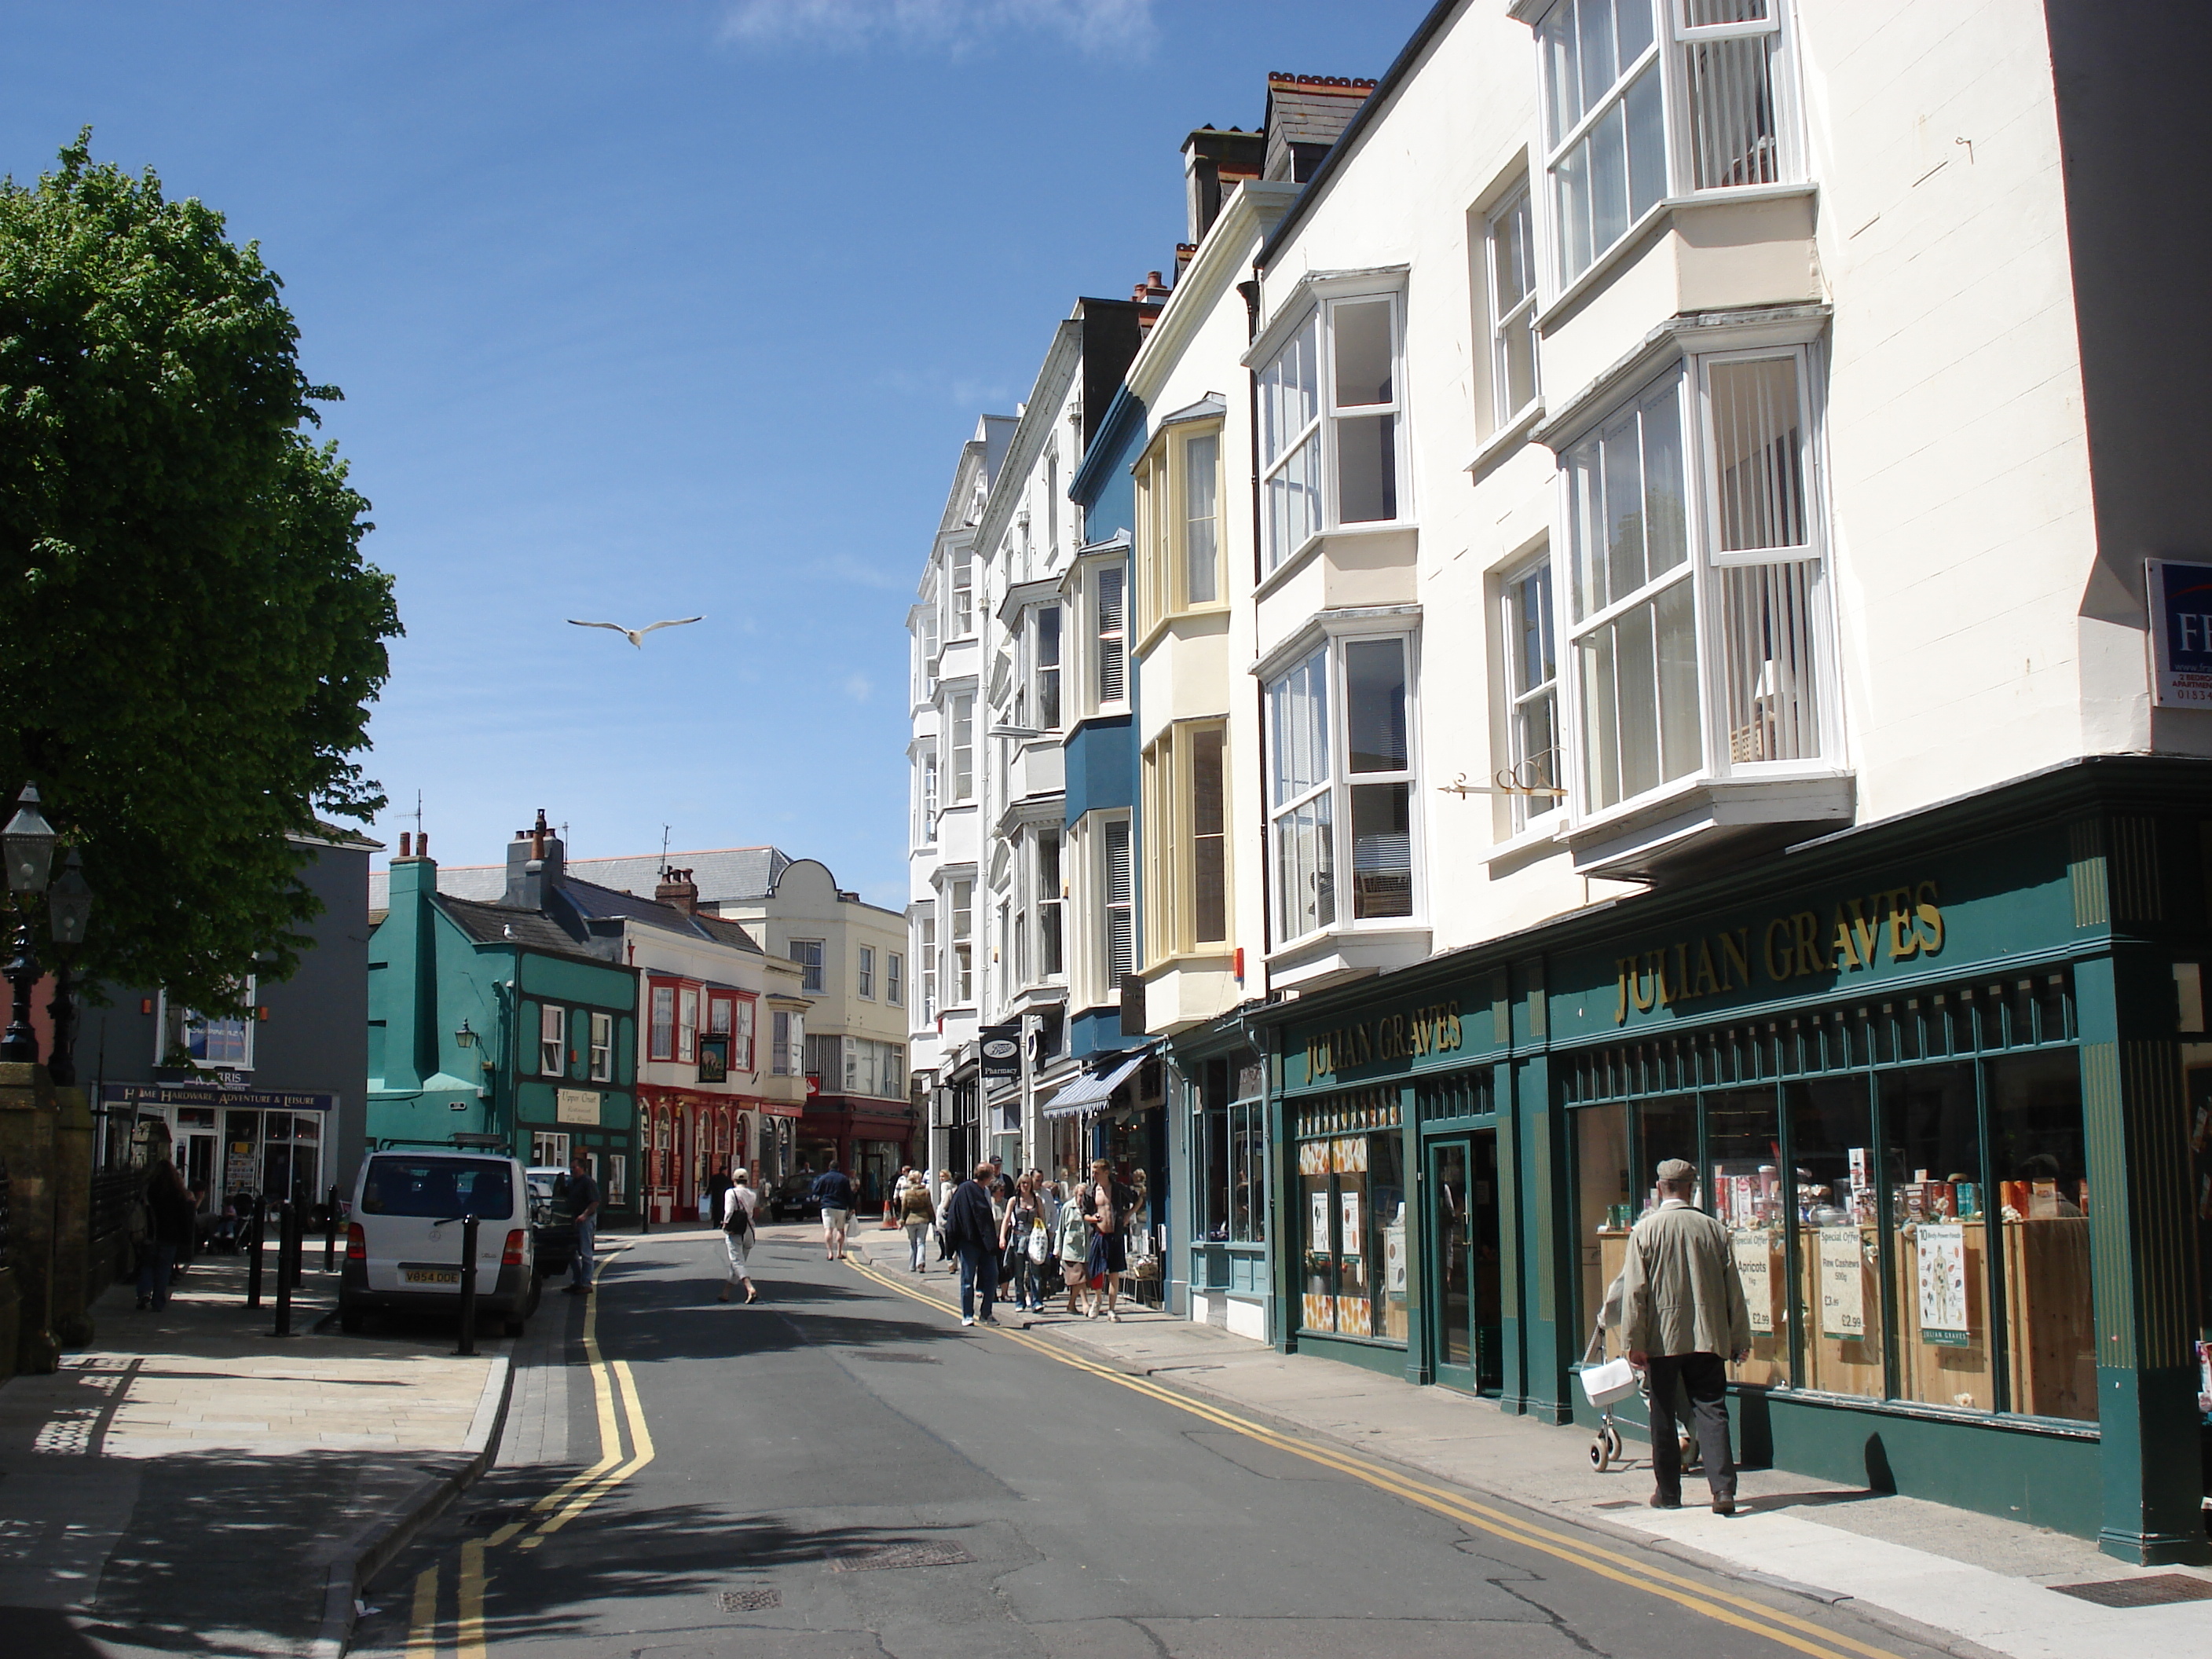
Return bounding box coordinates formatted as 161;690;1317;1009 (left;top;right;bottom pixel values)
367;842;639;1218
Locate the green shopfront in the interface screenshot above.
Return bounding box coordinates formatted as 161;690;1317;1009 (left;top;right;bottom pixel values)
1259;760;2211;1564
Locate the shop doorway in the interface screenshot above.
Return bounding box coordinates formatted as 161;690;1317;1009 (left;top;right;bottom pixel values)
1428;1133;1503;1395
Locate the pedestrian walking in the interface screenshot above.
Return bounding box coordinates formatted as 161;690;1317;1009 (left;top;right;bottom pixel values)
999;1173;1049;1313
940;1162;1001;1327
718;1165;760;1304
1620;1157;1752;1514
562;1152;601;1295
1082;1159;1133;1321
1054;1179;1091;1314
135;1159;195;1310
899;1169;936;1272
812;1160;858;1260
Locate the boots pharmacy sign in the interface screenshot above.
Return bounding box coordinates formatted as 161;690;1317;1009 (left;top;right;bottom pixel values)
2148;558;2212;707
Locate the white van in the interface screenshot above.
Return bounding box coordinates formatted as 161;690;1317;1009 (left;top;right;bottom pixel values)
339;1148;540;1335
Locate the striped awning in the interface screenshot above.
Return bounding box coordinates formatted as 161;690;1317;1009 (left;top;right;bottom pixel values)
1040;1049;1149;1119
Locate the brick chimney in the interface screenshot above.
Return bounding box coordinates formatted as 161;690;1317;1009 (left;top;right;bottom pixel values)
655;867;698;917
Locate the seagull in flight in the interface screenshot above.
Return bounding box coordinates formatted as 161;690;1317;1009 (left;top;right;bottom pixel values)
567;616;705;649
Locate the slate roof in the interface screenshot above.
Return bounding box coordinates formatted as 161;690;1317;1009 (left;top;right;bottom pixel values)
437;895;609;961
369;845;793;911
557;877;765;954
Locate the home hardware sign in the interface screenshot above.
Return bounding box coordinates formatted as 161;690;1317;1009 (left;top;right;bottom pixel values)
1613;880;1944;1026
1304;1001;1463;1082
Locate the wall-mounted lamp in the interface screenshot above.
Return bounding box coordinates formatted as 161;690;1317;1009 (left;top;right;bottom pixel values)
455;1019;479;1049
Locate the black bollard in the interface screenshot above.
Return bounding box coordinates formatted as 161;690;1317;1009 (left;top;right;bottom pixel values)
288;1198;305;1290
272;1203;295;1338
323;1185;339;1271
456;1214;480;1357
245;1198;266;1308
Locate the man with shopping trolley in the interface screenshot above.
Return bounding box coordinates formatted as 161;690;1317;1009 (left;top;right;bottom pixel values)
1621;1157;1752;1514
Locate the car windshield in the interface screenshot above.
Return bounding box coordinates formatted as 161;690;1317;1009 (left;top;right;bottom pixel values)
526;1173;569;1202
361;1157;515;1220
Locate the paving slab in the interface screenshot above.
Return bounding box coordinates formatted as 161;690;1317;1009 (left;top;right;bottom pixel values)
0;1248;513;1658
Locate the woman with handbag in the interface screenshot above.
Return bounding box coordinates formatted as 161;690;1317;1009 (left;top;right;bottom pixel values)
899;1171;936;1273
998;1174;1044;1313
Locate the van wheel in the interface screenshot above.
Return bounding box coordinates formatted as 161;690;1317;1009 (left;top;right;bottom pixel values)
504;1317;528;1338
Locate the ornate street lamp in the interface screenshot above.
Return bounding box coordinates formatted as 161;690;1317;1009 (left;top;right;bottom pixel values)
0;786;55;1064
3;786;56;895
45;851;92;1085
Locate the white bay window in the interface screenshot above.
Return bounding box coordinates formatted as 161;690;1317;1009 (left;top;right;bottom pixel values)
1560;342;1830;825
1536;0;1797;290
1267;633;1418;947
1259;292;1404;572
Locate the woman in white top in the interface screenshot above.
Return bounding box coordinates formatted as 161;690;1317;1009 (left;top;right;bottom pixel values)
719;1165;760;1304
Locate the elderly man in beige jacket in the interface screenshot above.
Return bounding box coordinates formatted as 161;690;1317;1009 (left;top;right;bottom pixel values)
1621;1158;1752;1514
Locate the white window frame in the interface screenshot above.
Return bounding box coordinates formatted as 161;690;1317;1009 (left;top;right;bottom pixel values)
649;984;675;1062
917;915;938;1020
949;879;974;1006
1031;602;1063;732
1265;628;1423;949
1533;0;1801;295
1555;337;1837;829
588;1011;614;1082
916;746;939;845
1093;564;1127;710
677;986;698;1064
531;1130;571;1168
950;546;974;638
734;995;756;1071
1485;185;1540;431
1100;814;1133;991
857;944;875;1000
950;694;975;801
1258;291;1408;573
789;939;825;995
887;950;904;1007
540;1002;566;1076
170;977;258;1070
1501;551;1562;834
1035;830;1064;982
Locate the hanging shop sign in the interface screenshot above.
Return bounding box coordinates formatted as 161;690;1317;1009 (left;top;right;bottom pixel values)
2146;558;2212;708
978;1023;1022;1080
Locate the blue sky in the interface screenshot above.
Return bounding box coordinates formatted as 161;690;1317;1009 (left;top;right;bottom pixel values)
2;0;1430;906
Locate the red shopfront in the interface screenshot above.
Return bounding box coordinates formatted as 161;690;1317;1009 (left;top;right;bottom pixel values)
639;1084;783;1225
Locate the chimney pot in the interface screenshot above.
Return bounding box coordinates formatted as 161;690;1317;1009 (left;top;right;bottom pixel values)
399;833;412;857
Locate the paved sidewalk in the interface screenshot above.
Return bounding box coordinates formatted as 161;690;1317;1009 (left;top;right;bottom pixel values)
851;1232;2212;1659
0;1250;510;1658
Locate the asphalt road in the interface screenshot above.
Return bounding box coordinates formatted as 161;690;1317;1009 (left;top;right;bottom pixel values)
355;1226;1951;1659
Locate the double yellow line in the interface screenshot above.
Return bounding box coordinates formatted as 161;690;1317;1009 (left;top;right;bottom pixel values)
844;1256;1898;1659
405;1247;656;1658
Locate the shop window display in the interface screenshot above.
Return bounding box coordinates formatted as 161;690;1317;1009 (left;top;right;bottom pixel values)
1788;1077;1884;1399
1706;1087;1791;1387
1571;976;2093;1426
1295;1090;1406;1342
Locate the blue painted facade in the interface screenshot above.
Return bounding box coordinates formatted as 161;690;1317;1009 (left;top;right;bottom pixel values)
1066;383;1149;1067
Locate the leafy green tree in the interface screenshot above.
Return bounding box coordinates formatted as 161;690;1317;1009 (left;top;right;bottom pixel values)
0;133;401;1011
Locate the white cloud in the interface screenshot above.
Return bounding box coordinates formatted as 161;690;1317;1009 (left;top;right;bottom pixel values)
719;0;1155;57
844;672;873;701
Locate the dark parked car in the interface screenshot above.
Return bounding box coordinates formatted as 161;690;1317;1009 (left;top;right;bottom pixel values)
526;1166;579;1276
771;1173;821;1224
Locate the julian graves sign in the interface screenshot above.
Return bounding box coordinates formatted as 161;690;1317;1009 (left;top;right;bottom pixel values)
1611;879;1945;1026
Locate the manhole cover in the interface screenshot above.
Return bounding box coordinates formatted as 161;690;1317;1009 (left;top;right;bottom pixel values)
829;1540;975;1572
718;1588;782;1612
2051;1574;2212;1609
855;1351;940;1364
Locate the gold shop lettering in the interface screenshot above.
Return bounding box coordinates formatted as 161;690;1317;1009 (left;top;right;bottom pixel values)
1613;881;1944;1025
1306;1001;1462;1079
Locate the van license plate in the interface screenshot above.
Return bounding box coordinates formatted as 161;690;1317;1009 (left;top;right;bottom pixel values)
404;1268;460;1285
